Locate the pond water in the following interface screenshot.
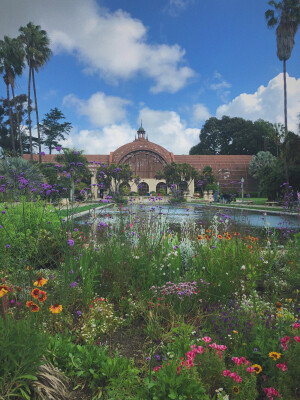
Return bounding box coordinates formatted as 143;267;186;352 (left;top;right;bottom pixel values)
76;203;300;236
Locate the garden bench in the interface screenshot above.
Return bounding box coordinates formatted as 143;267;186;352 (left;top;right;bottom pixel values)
266;201;279;207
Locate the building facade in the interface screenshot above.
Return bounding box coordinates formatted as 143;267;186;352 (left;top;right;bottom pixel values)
24;124;257;198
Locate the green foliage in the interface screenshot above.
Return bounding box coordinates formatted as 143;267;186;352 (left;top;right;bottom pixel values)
190;116;278;156
144;361;209;400
40;108;72;154
0;315;48;399
47;333;139;395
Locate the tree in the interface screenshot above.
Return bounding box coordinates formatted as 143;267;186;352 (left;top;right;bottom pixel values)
155;162;198;200
19;22;52;162
40;108;72;154
96;162;133;201
0;36;25;156
265;0;300;135
249;151;277;179
55;149;91;203
0;94;34;155
189;116;278;155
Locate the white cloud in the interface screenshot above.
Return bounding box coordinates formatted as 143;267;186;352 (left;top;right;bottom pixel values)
192;104;211;123
61;107;200;155
62;124;135;155
216;73;300;132
209;71;231;102
63;92;131;126
0;0;195;93
165;0;194;17
138;108;199;154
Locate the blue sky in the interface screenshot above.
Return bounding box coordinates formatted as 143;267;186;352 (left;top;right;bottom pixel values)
0;0;299;155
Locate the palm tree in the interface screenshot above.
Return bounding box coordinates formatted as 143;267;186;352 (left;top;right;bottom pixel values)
265;0;300;135
0;36;25;156
18;22;52;162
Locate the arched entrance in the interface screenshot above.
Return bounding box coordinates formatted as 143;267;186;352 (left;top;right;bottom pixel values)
156;182;167;195
138;182;149;196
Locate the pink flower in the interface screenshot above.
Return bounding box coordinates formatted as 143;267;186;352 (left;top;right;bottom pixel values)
247;367;255;374
294;336;300;343
280;336;290;351
263;387;281;398
223;369;231;377
292;322;300;329
202;336;212;343
276;362;287;372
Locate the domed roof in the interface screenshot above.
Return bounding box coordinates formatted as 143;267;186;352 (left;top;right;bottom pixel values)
112;138;174;165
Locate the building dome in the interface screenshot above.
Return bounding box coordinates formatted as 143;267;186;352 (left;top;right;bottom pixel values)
111;125;174;178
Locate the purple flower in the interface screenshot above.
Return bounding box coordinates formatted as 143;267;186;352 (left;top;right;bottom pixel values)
56;146;62;152
69;270;74;274
69;281;77;288
2;210;6;214
67;239;75;247
5;244;10;248
76;310;82;316
73;151;78;154
40;152;45;155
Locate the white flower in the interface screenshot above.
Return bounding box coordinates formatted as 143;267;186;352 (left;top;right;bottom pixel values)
241;265;246;270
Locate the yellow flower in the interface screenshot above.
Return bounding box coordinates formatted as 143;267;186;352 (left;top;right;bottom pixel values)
33;277;48;287
252;364;262;374
269;352;281;360
232;386;239;394
49;304;62;314
233;330;238;334
0;288;8;298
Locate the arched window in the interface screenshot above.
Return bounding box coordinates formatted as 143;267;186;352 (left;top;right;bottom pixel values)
138;182;149;196
156;182;167;195
119;182;130;195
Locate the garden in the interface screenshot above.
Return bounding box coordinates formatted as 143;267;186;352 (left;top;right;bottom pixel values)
1;165;300;400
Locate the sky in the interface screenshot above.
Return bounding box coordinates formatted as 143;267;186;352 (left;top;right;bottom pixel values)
0;0;299;155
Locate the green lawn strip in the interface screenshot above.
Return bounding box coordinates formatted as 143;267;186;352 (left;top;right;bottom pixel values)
56;203;104;217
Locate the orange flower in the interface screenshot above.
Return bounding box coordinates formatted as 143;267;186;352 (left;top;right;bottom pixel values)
0;288;8;298
233;386;240;394
33;277;48;287
26;301;39;312
276;301;282;311
217;234;223;239
37;290;47;302
269;352;282;360
197;235;203;240
49;304;62;314
31;288;41;299
225;234;232;240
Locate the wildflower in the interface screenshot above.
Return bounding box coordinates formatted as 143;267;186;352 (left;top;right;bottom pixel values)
276;362;287;371
294;336;300;343
276;301;282;311
76;310;82;316
280;336;290;351
69;281;77;288
217;234;223;239
5;244;10;248
232;386;239;394
202;336;212;343
269;352;282;360
252;364;262;374
233;330;238;334
55;146;62;151
33;277;48;287
31;288;41;299
293;322;300;329
67;238;75;246
49;304;63;314
36;290;47;302
0;288;8;298
263;387;281;398
26;301;40;312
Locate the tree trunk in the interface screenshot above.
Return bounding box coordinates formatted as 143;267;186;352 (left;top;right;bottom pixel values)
32;69;42;163
6;81;16;156
28;66;33;161
283;59;288;135
11;85;23;157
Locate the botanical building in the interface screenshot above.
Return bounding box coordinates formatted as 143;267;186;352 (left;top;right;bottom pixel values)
24;124;257;198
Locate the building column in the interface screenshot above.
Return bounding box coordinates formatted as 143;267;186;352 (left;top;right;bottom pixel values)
91;174;98;199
